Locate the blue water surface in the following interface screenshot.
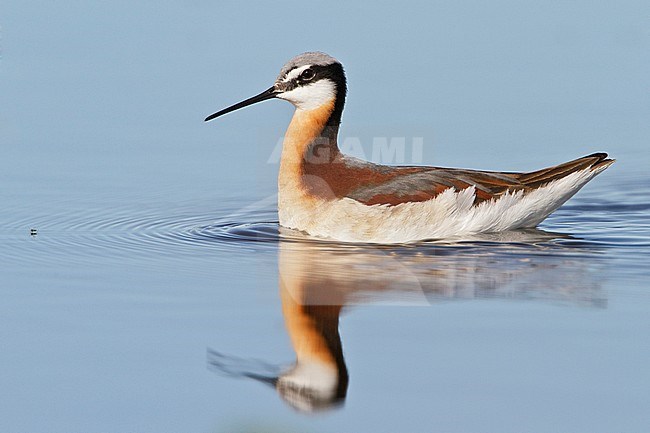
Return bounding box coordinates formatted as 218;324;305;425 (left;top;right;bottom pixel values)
2;2;649;432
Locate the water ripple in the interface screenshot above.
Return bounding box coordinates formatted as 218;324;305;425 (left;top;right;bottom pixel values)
4;182;649;280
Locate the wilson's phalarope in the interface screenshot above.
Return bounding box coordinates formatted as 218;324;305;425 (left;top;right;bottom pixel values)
205;52;614;243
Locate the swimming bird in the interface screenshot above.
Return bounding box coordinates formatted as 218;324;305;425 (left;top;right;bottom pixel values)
205;52;614;243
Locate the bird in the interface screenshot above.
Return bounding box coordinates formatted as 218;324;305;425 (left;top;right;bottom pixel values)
205;52;614;243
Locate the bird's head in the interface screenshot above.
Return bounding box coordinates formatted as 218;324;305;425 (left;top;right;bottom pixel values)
205;52;346;122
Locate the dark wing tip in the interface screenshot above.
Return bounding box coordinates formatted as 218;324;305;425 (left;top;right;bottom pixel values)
584;152;609;160
584;152;615;170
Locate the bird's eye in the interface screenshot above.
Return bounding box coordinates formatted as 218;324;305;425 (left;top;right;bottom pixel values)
300;68;315;80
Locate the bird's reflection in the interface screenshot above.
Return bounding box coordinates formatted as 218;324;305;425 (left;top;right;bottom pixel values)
209;229;605;413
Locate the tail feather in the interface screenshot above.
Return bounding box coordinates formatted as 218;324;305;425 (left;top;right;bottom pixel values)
517;153;614;189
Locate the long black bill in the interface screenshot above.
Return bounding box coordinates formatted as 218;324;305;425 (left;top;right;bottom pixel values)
204;86;277;122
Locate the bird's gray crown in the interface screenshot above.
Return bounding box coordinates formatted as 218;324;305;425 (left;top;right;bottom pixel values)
277;52;340;81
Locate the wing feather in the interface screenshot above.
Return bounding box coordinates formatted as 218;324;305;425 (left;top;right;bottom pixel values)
347;153;613;206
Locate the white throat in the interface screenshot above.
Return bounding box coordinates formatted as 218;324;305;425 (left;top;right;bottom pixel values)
277;79;336;111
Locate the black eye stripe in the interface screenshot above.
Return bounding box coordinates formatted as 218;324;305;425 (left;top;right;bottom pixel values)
280;63;346;95
277;61;347;125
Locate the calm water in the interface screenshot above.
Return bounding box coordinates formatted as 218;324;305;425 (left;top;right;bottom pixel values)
3;1;650;432
2;146;650;432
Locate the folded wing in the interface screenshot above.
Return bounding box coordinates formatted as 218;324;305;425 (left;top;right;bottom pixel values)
347;153;614;206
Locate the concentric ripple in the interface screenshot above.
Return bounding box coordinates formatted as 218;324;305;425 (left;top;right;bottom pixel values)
3;201;287;267
192;221;282;244
4;178;650;281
